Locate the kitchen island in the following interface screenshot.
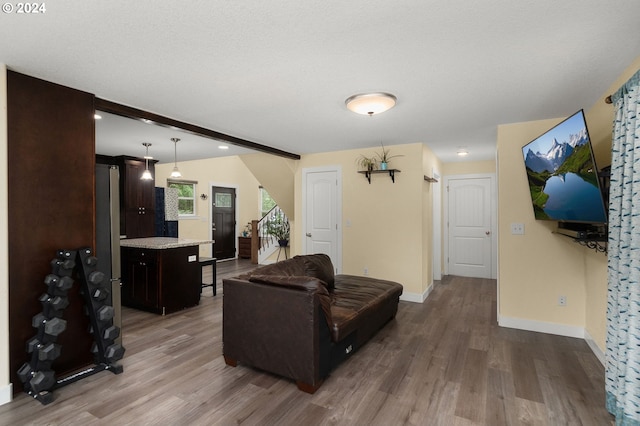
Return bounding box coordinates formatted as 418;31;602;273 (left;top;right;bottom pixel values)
120;237;214;315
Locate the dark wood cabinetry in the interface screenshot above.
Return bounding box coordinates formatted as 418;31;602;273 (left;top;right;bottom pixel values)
238;236;252;259
8;71;96;392
121;245;200;315
116;157;156;238
121;247;159;310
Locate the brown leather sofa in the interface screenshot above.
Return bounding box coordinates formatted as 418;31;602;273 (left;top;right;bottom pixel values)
222;253;403;393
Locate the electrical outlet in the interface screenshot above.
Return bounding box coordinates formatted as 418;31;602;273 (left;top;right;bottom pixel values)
558;295;567;306
511;223;525;235
364;267;368;276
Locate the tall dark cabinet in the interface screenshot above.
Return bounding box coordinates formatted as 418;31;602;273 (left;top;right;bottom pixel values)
115;157;156;238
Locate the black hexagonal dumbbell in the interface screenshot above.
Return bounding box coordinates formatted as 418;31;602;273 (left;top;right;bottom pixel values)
39;293;70;317
104;344;125;362
29;370;56;393
102;325;120;341
16;362;33;385
88;270;105;286
32;314;67;337
31;313;46;329
50;258;73;274
40;294;69;311
84;255;98;267
44;317;67;336
44;274;73;295
96;306;114;322
26;336;41;353
91;287;109;301
38;343;61;361
57;276;74;293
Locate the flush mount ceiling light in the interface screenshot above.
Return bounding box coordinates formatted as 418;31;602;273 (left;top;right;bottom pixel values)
170;137;182;178
141;142;153;180
94;113;102;120
218;145;229;150
345;92;397;116
457;148;469;157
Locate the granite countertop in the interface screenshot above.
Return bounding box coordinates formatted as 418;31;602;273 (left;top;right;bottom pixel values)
120;237;214;249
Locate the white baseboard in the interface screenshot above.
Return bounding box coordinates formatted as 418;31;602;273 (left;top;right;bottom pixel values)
498;315;584;339
499;315;607;367
0;383;12;406
584;329;606;367
400;281;433;303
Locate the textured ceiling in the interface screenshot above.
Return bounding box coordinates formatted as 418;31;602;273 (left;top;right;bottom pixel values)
2;1;640;164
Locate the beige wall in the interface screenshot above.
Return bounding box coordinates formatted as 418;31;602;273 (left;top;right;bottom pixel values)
293;143;437;300
497;56;640;354
239;153;296;219
1;64;10;401
155;155;262;258
497;118;588;329
441;159;496;176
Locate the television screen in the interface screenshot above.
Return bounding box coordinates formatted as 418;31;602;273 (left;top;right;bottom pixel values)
521;110;607;224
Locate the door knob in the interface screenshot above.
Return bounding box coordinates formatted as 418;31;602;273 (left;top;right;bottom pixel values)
306;233;312;237
485;231;491;235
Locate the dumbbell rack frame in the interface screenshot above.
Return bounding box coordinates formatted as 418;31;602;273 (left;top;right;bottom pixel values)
18;248;125;405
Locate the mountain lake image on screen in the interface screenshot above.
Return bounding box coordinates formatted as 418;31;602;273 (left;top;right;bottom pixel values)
521;110;607;223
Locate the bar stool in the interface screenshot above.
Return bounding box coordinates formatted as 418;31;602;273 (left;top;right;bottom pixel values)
199;257;217;296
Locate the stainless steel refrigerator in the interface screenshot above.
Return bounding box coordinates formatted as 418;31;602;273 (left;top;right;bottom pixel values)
95;163;122;344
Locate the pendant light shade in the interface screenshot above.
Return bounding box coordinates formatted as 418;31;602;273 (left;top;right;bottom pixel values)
345;92;397;116
141;142;153;180
170;137;182;178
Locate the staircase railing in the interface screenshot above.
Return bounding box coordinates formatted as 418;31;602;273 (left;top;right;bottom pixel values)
252;206;289;264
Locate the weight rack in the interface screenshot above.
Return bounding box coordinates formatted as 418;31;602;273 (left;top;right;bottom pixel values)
17;248;125;405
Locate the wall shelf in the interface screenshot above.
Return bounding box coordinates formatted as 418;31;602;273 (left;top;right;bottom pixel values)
358;169;400;184
554;225;608;254
424;175;438;183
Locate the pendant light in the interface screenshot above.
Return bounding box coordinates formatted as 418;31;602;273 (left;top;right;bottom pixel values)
141;142;153;180
170;137;182;178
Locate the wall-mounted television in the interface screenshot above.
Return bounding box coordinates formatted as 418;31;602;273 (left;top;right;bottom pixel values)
521;110;607;224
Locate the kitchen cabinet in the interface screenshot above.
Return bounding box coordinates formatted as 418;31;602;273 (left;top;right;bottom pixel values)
120;238;212;315
238;236;251;259
116;157;156;238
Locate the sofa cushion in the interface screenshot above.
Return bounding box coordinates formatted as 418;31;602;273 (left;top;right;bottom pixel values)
298;253;336;290
248;274;333;329
329;275;403;342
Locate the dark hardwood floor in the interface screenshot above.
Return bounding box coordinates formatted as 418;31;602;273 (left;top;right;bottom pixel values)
0;261;613;425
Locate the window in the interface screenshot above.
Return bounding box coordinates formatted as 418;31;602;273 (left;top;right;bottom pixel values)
168;180;197;217
260;187;276;217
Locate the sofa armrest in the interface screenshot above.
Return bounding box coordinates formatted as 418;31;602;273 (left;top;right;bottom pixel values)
222;277;331;391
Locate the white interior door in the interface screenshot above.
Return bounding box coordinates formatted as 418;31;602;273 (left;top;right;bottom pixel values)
446;175;494;278
303;167;342;273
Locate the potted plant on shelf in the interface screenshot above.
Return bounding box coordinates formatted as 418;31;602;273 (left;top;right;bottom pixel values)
376;143;403;170
241;222;251;237
266;212;290;247
357;154;377;172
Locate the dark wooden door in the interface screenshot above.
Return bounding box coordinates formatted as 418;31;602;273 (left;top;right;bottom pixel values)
211;186;236;260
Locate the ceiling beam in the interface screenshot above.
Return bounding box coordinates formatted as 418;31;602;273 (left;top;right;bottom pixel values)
95;98;301;160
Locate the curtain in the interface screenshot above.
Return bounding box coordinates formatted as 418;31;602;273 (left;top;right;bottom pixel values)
607;68;640;425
